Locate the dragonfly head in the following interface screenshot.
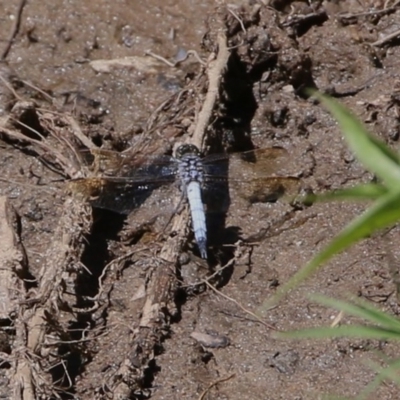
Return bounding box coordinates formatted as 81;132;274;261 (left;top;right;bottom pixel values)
175;144;201;159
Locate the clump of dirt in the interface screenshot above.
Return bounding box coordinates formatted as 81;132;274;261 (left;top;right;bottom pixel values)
1;1;400;399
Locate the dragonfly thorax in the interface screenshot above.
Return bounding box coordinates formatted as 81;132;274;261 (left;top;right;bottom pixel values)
175;144;204;186
178;155;204;186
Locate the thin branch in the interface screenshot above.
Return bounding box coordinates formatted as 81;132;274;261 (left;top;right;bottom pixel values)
198;373;236;400
371;28;400;47
203;280;278;330
1;0;28;60
192;32;230;150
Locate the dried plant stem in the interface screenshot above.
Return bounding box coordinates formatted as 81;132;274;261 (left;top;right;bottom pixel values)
192;31;229;150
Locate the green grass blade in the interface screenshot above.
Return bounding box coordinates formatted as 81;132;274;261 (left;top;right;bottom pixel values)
322;397;353;400
277;325;400;340
260;187;400;310
270;93;400;400
364;359;400;392
309;294;400;330
323;397;354;400
347;360;394;400
310;183;388;203
374;360;400;385
349;358;400;400
313;92;400;187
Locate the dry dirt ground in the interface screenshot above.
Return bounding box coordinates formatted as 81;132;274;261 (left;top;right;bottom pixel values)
1;1;400;399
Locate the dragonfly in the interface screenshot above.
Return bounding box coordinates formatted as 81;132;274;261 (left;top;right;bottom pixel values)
69;143;301;259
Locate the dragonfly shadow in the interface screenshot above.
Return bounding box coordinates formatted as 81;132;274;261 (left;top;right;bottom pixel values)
202;153;234;263
209;223;242;286
201;52;259;261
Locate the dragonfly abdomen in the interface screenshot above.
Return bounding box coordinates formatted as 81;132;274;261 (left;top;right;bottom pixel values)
186;181;207;259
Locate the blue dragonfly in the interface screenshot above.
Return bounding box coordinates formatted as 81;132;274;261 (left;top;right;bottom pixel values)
69;144;300;259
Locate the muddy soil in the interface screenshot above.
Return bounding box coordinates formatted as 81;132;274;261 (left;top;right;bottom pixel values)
1;1;400;399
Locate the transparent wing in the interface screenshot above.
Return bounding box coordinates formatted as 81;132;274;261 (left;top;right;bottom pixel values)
70;146;301;215
203;147;293;175
68;178;169;214
80;148;179;180
203;147;301;203
70;149;179;214
230;176;300;203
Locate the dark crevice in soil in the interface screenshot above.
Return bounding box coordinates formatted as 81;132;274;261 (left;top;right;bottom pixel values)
219;52;258;151
77;209;125;303
50;209;127;397
14;107;45;140
49;347;82;399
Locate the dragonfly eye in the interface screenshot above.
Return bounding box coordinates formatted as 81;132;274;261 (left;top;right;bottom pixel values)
175;144;201;158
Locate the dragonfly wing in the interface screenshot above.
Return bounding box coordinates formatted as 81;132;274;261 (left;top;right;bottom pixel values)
202;147;294;176
68;176;175;214
202;147;300;204
202;176;300;214
227;147;299;178
70;148;179;213
228;176;300;203
82;148;178;180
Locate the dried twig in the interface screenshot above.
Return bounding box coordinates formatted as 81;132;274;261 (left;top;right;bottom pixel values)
0;96;99;395
192;31;230;150
22;198;92;397
0;122;77;178
145;49;206;68
144;50;176;67
1;0;28;60
0;197;27;319
19;80;55;104
198;373;236;400
371;28;400;47
27;198;91;309
62;115;99;151
0;197;34;400
1;106;96;178
0;178;59;194
338;4;400;22
13;317;35;400
203;280;277;330
227;8;246;33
